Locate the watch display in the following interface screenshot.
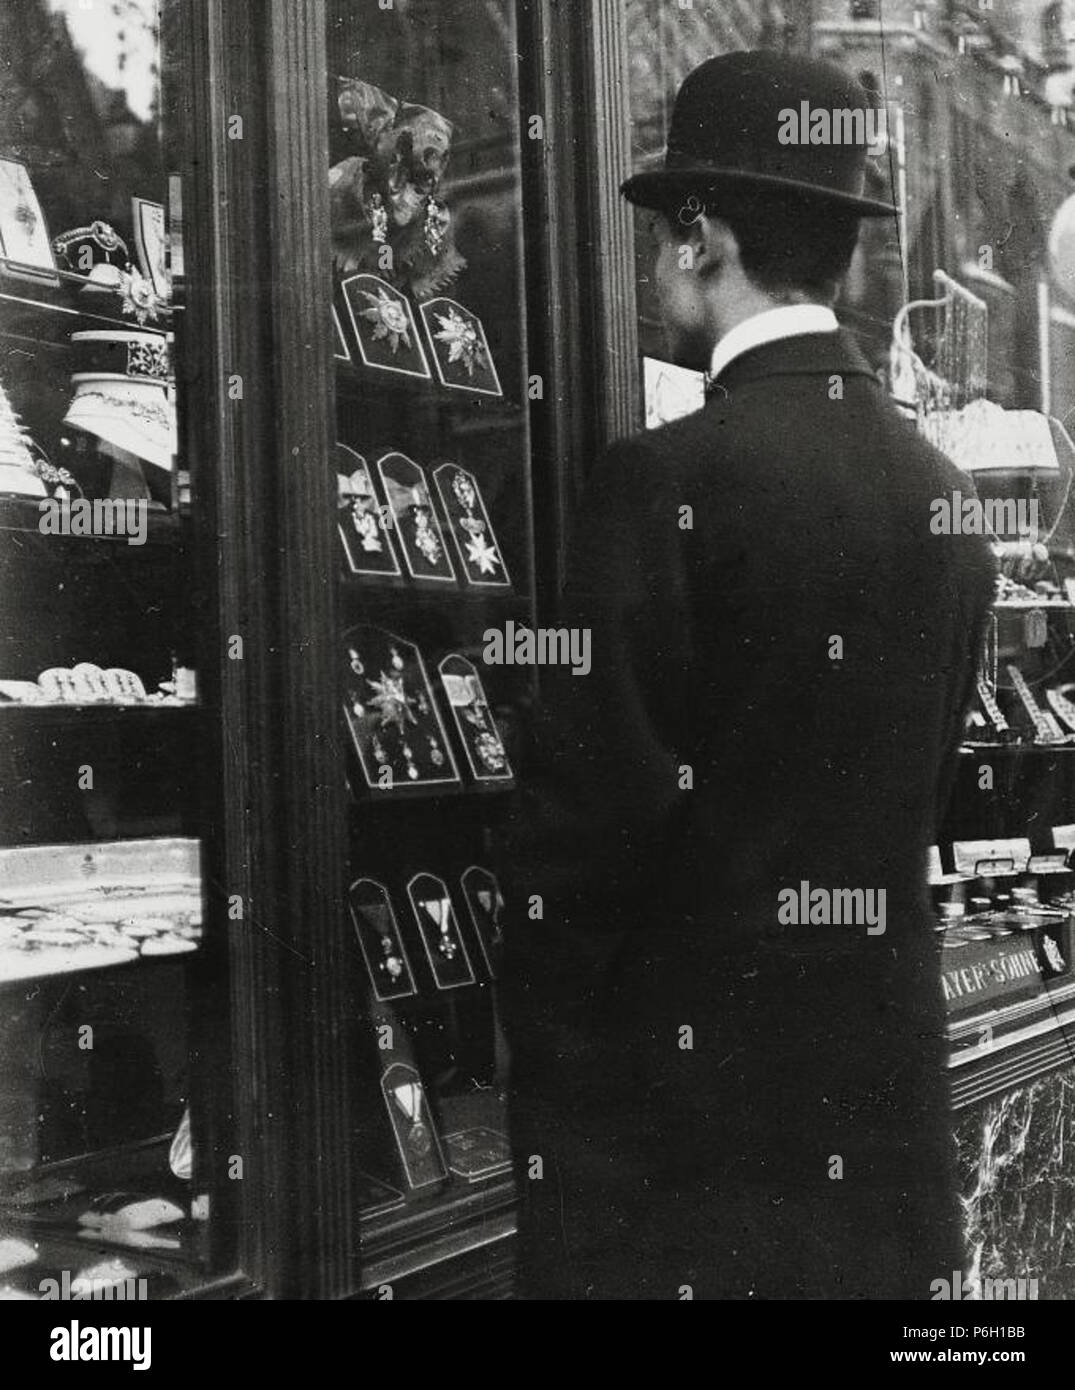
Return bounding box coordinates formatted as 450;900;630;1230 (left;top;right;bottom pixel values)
433;462;511;588
348;876;416;1001
407;872;475;990
343;625;460;792
438;654;513;782
375;451;456;583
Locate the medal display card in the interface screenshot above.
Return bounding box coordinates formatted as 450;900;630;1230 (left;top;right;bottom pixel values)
0;159;59;285
438;655;513;783
332;305;351;361
444;1127;512;1182
376;451;456;584
349;877;416;1001
418;296;502;397
337;444;400;577
461;865;505;978
432;463;511;588
343;625;460;794
132;198;169;300
342;273;431;380
407;872;475;990
380;1062;447;1191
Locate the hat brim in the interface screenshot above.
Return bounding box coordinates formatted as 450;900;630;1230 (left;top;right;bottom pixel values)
621;166;897;218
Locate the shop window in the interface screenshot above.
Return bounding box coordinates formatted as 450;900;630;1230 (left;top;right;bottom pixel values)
325;0;536;1295
0;0;212;1299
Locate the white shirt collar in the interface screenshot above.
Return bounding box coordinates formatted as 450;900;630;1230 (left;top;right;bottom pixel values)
708;304;839;383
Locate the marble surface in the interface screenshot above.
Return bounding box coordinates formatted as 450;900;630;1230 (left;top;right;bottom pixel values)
956;1067;1075;1299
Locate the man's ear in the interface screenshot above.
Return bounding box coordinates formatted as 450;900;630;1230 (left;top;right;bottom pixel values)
692;215;739;282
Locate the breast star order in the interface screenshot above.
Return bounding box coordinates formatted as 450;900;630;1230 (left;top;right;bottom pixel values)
366;669;416;735
465;532;500;574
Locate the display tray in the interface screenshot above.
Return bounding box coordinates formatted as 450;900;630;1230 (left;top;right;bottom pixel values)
0;702;198;719
0;838;201;984
0;1134;201;1300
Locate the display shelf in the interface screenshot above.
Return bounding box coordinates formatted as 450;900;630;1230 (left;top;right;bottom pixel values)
994;598;1075;611
357;1178;515;1292
341;576;530;607
0;703;198;722
335;360;523;417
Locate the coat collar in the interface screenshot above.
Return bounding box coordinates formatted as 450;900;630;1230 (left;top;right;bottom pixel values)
705;328;881;398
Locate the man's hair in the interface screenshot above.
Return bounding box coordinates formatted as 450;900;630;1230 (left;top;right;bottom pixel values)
688;190;862;303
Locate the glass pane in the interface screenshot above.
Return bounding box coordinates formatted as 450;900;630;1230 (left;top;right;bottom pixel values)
326;0;534;1291
0;0;209;1298
624;2;903;421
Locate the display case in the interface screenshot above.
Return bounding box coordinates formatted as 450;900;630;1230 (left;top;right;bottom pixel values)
0;0;223;1299
894;274;1075;1299
323;0;539;1297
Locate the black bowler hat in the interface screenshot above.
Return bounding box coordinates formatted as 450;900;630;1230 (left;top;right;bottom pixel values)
621;49;896;218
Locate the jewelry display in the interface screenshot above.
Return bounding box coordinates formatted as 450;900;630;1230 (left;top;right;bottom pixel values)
975;676;1013;739
438;654;513;782
341;273;431;379
1007;664;1071;744
52;220;130;272
0;663;185;708
418;296;502;397
375;452;456;583
343;625;460;792
379;1062;447;1190
443;1127;512;1182
460;865;505;978
0;158;59;284
0;875;202;985
433;462;511;587
407;872;475;989
1046;683;1075;734
336;443;400;576
131;198;171;302
332;77;465;298
348;877;416;1001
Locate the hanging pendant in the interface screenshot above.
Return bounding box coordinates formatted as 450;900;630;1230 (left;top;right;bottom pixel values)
424;195;449;255
369;192;389;245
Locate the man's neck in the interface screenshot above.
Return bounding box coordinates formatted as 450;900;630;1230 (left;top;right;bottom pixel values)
708;301;840;383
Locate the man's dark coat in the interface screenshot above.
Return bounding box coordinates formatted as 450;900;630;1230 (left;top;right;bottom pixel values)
497;329;996;1300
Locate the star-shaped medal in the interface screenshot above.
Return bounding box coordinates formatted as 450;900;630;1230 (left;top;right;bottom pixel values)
359;289;412;353
433;309;487;376
465;532;500;574
366;670;416;736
